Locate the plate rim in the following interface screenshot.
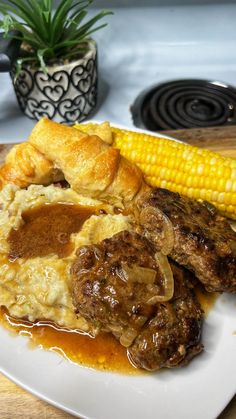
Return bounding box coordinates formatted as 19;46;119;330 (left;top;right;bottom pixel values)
0;122;235;419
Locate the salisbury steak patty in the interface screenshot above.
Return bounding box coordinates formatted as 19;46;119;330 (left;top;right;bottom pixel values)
71;230;203;371
71;231;163;343
137;188;236;293
128;262;203;370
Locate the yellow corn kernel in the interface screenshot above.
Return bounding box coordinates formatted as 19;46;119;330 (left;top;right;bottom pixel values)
74;123;236;219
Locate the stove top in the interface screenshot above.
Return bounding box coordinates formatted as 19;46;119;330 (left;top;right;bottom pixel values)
131;79;236;131
1;2;236;142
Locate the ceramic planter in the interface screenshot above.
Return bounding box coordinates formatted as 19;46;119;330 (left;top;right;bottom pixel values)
10;40;97;124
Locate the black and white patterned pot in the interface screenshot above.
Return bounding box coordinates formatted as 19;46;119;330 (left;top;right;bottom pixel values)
10;40;97;124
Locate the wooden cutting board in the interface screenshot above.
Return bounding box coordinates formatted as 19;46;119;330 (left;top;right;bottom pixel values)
164;125;236;158
0;125;235;419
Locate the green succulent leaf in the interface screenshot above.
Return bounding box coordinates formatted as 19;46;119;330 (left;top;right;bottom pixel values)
0;0;113;71
37;49;48;73
14;56;36;82
1;15;14;36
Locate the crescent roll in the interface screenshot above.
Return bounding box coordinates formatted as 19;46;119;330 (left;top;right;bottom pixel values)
29;118;147;203
0;142;63;189
75;121;113;145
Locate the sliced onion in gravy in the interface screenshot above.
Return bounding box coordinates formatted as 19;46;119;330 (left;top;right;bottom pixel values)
120;327;138;347
147;252;174;304
121;262;157;284
140;206;174;255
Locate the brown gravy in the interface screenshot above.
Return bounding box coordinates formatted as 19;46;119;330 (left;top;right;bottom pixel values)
3;202;218;373
0;307;137;374
0;288;218;374
8;203;96;260
195;284;219;316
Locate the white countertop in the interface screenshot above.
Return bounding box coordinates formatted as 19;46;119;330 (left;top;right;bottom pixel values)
0;2;236;142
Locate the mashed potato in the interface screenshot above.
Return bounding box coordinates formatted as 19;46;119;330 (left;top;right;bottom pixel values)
0;184;132;331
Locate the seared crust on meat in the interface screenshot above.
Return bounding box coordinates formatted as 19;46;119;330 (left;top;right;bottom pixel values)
71;231;162;339
71;230;203;371
128;263;203;371
137;188;236;293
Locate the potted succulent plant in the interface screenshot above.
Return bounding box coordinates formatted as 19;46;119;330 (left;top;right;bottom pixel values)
0;0;112;124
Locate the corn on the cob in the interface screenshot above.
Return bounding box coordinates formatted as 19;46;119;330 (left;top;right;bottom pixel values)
75;123;236;219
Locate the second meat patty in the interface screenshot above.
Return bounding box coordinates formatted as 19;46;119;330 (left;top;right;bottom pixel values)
137;188;236;293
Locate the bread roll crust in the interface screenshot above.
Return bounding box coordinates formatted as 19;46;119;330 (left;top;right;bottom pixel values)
0;142;63;188
0;118;148;204
28;118;147;203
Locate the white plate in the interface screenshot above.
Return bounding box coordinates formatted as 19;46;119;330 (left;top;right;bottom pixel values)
0;126;235;419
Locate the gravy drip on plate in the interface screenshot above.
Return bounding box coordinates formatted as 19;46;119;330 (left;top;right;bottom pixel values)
195;285;219;316
0;307;137;374
3;203;218;373
0;291;217;374
8;203;96;259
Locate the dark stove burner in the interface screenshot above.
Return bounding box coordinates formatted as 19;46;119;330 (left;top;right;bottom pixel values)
131;79;236;131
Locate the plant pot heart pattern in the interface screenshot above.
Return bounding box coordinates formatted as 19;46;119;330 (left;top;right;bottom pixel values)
12;68;33;97
78;75;92;94
58;95;86;123
71;58;96;93
14;90;27;113
10;41;97;123
87;86;97;108
35;71;69;102
26;98;56;120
